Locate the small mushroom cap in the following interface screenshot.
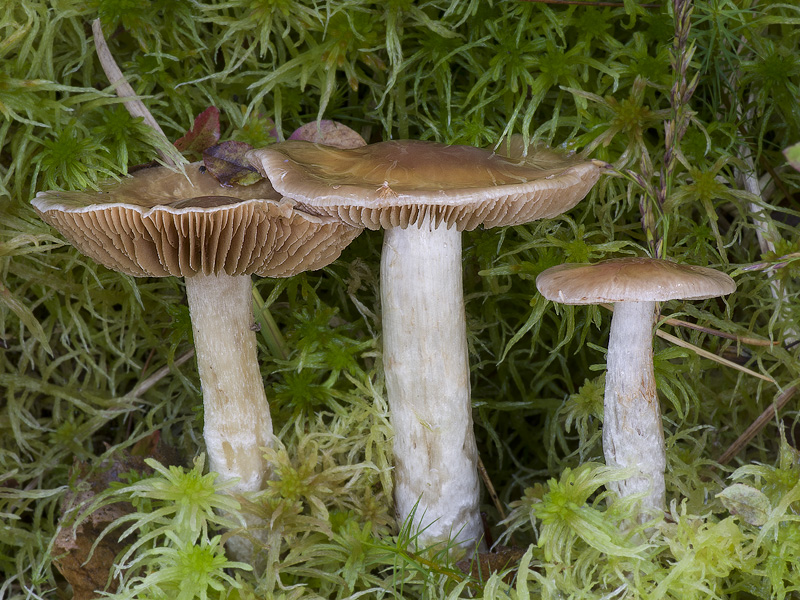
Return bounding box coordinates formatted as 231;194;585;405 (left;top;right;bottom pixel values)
247;140;599;231
32;163;362;278
536;257;736;304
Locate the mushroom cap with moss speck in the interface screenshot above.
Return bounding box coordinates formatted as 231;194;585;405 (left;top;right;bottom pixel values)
536;257;736;304
32;162;362;278
246;140;600;231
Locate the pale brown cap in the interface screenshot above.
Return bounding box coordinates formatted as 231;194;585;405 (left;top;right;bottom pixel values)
246;140;600;231
32;163;362;278
536;257;736;304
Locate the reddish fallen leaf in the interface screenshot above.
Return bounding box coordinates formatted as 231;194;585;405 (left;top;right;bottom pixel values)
202;141;263;187
174;107;221;158
289;120;366;149
455;545;528;584
52;433;182;600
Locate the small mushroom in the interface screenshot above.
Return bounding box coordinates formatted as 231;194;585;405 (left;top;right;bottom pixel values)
32;164;362;498
248;140;600;548
536;257;736;515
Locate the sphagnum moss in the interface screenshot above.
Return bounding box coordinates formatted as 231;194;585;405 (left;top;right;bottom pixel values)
2;0;800;598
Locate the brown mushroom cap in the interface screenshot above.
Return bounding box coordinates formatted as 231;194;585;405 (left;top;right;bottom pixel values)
32;162;362;278
536;257;737;304
246;140;600;231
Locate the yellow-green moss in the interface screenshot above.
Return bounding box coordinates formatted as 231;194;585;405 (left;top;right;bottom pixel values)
2;0;800;598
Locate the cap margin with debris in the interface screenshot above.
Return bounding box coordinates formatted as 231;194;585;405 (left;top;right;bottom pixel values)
247;139;600;230
32;163;358;279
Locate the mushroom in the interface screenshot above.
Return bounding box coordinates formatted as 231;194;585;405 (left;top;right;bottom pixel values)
32;163;362;497
535;257;736;515
247;140;600;548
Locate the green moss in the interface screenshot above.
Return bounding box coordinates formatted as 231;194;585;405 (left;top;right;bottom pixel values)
2;0;800;598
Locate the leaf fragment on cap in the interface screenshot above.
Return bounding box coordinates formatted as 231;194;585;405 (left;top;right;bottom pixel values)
203;141;263;187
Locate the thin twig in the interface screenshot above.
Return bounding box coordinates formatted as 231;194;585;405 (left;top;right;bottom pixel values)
130;349;195;398
738;252;800;273
738;128;777;257
477;456;506;521
661;315;780;347
91;19;175;166
140;347;157;375
601;304;776;383
717;385;798;466
736;138;798;342
477;456;520;547
725;8;797;343
758;154;794;207
655;329;775;384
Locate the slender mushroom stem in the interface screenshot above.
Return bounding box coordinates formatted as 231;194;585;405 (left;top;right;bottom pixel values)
381;217;484;549
184;272;273;494
604;300;666;514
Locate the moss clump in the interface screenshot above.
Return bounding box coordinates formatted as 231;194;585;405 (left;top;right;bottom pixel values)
2;0;800;598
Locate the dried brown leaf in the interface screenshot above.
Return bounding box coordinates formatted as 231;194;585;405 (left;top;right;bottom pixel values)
52;434;182;599
289;120;366;149
203;141;263;186
455;545;528;583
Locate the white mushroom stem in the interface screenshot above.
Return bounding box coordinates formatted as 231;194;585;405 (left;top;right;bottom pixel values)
604;300;666;515
381;217;484;550
184;272;273;494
